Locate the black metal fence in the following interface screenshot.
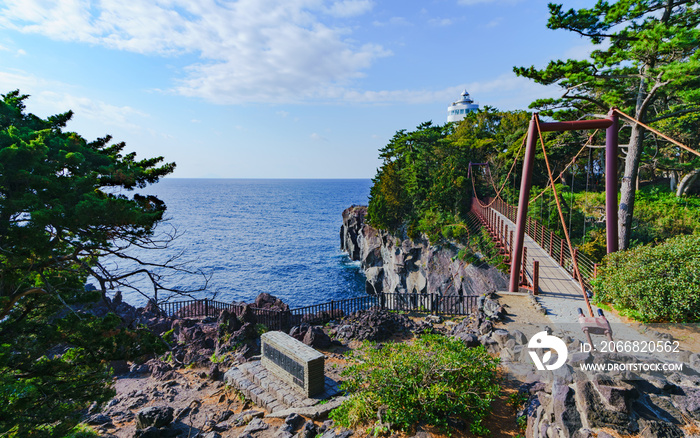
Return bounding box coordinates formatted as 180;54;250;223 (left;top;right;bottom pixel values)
159;293;480;331
159;299;236;318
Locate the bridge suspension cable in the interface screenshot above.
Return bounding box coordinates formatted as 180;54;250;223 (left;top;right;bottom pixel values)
530;130;598;202
614;108;700;158
535;117;595;317
470;133;526;208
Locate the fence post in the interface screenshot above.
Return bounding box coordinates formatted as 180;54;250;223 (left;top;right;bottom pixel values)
533;260;540;295
331;300;335;318
508;229;513;256
559;239;565;266
572;249;579;279
526;216;531;236
521;247;528;286
594;263;599;279
204;299;209;317
549;231;554;256
540;223;545;246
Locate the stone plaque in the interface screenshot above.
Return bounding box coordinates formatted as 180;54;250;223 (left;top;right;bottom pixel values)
261;331;325;397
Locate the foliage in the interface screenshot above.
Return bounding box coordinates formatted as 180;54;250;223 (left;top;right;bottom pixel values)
0;90;178;312
0;90;174;436
0;293;168;437
594;233;700;323
458;227;508;272
534;181;700;260
329;335;500;435
62;423;100;438
367;109;530;240
631;183;700;243
514;0;700;249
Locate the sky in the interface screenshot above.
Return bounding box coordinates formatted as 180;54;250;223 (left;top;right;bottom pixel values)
0;0;599;179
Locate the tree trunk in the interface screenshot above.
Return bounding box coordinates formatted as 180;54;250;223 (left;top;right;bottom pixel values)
618;123;645;250
676;168;700;196
670;171;677;192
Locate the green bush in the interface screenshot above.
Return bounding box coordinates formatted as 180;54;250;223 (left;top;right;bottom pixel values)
330;335;500;435
594;234;700;322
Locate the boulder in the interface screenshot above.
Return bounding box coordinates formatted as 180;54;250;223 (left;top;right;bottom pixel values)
218;309;243;333
285;413;305;430
209;363;222;380
334;308;415;342
637;418;684;438
86;413;112;426
552;384;581;438
302;326;332;349
109;360;130;376
243;418;269;434
296;421;318;438
255;293;289;312
134;426;160;438
239;304;256;324
455;332;480;348
672;388;700;421
574;380;632;433
149;361;175;381
135;406;174;430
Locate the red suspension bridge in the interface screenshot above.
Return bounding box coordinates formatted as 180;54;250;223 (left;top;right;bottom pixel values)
469;108;700;322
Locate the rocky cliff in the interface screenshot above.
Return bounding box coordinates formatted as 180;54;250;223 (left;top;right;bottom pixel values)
340;205;507;297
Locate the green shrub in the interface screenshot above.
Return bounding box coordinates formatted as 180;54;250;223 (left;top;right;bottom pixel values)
594;234;700;322
62;424;100;438
330;335;500;435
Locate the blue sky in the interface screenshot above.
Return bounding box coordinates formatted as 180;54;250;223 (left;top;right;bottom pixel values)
0;0;597;178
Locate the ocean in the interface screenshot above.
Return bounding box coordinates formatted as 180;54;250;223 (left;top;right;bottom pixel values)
106;179;372;308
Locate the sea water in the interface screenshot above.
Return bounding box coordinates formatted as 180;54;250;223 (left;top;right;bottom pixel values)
107;179;371;308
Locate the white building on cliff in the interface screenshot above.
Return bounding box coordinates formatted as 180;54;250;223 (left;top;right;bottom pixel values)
447;90;479;123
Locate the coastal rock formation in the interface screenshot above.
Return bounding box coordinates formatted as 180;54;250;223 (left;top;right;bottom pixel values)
330;308;416;342
452;294;700;438
340;205;507;297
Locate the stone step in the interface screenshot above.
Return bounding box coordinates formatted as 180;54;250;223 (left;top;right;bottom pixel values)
224;365;287;413
225;360;341;414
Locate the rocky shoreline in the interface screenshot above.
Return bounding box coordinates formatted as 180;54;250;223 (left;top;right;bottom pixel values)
340;205;507;297
84;292;476;438
88;289;700;438
79;205;700;438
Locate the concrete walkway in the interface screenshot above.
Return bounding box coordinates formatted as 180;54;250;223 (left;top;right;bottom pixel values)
491;209;652;344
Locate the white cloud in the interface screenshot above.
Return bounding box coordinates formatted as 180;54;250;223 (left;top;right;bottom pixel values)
429;18;453;27
338;73;558;110
38;91;150;131
484;17;502;28
458;0;522;5
325;0;373;17
0;69;149;131
0;0;388;104
372;16;411;27
310;132;329;141
563;40;610;61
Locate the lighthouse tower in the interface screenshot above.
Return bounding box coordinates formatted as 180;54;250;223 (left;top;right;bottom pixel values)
447;90;479;123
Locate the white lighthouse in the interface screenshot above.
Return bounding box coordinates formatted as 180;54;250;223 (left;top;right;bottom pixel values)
447;90;479;123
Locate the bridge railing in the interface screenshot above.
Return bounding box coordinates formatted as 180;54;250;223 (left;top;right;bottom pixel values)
472;197;597;292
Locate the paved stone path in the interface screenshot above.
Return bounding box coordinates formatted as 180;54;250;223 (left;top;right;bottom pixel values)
224;360;340;414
